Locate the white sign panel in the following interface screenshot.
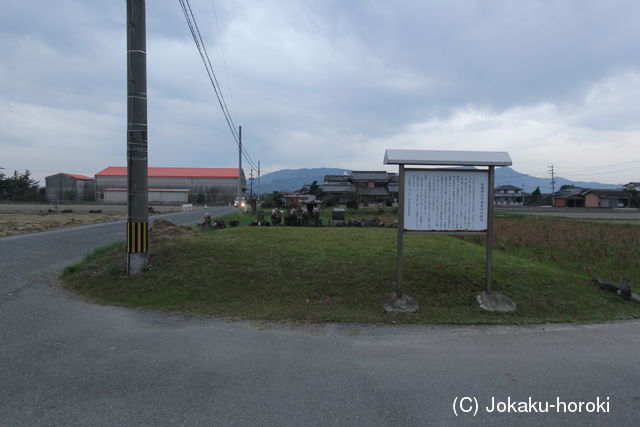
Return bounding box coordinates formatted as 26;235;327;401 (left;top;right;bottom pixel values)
404;169;488;232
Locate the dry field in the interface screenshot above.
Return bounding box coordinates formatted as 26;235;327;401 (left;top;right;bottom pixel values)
462;215;640;283
496;206;640;222
0;203;181;237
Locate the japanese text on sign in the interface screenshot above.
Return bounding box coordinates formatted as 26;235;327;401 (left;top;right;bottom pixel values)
404;170;488;231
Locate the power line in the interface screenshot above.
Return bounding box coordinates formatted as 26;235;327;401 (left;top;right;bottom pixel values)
180;0;237;136
555;158;640;171
209;0;236;118
554;165;639;178
178;0;259;172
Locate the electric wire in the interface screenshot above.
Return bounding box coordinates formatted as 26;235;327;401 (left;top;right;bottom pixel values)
178;0;259;171
555;158;640;171
209;0;235;119
555;165;638;178
179;0;238;140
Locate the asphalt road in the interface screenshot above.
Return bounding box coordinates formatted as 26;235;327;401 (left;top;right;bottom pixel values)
1;207;639;426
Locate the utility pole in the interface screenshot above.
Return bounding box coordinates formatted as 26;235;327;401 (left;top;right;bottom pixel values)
237;126;242;202
548;164;556;206
258;161;261;205
249;168;254;199
126;0;148;275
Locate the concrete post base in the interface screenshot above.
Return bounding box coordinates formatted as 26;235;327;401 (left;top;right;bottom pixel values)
477;291;517;312
380;293;419;313
127;253;148;275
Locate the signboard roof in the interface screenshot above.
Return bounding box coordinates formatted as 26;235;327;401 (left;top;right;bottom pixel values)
384;149;512;166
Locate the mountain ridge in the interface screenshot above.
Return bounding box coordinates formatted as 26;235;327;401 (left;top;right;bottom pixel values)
255;167;622;194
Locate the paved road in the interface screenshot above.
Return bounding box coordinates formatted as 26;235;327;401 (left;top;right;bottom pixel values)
1;207;639;426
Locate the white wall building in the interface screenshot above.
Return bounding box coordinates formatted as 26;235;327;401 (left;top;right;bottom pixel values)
494;185;523;206
95;167;246;204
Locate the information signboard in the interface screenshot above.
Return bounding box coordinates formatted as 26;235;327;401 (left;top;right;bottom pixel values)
404;169;488;232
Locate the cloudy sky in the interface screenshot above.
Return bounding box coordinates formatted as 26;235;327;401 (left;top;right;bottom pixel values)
2;0;640;185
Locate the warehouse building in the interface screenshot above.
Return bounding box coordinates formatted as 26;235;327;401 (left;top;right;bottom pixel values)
45;173;96;202
95;167;245;204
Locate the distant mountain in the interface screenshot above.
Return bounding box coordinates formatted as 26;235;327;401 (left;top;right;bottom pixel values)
255;168;350;194
496;167;621;193
255;167;622;195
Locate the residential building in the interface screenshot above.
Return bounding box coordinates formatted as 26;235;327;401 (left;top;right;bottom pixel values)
554;188;631;208
553;187;586;207
321;171;398;204
584;189;631;208
493;185;523;206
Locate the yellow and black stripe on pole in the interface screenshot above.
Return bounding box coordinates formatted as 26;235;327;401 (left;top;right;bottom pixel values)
127;222;148;253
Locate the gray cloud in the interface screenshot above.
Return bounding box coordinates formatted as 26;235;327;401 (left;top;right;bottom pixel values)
1;0;639;184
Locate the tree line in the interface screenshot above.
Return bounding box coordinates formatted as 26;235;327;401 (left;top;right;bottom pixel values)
0;168;42;201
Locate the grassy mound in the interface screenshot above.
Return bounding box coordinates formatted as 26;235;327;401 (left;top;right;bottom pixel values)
60;225;640;324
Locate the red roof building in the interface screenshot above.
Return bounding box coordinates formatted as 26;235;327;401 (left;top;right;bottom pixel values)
60;173;94;181
94;166;245;205
95;167;240;179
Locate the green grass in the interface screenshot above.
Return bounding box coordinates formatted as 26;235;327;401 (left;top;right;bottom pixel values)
59;225;640;324
62;241;125;276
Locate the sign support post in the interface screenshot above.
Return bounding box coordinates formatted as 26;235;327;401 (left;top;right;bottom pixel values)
485;165;495;295
396;164;405;296
381;162;419;312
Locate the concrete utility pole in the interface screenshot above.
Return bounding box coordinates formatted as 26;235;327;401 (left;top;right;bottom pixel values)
126;0;149;275
237;125;242;204
258;161;261;204
549;164;556;206
249;168;254;198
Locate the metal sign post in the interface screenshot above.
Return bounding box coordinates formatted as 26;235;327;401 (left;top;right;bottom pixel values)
382;149;516;313
485;166;495;295
396;164;405;296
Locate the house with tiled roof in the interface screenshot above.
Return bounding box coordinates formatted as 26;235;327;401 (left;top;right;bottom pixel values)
554;187;632;208
553;187;586;207
321;171;398;204
494;185;523;206
623;182;640;192
584;189;632;208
